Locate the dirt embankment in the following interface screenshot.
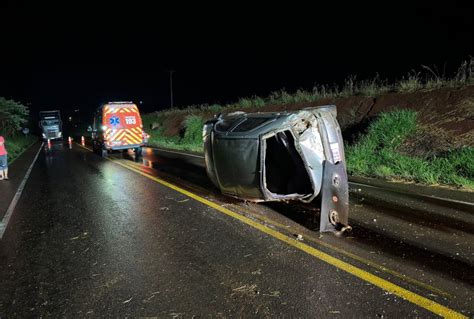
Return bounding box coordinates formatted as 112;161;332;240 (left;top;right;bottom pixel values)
149;85;474;150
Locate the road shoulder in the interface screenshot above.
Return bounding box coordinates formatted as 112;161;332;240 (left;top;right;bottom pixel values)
0;141;42;221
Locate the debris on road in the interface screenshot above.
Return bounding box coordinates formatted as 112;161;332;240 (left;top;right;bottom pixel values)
231;284;259;297
251;269;262;275
143;291;160;303
263;290;281;297
70;232;89;240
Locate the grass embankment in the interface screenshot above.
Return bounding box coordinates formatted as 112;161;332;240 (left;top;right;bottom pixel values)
346;110;474;189
142;59;473;189
143;114;205;153
143;109;474;190
143;59;472;153
5;135;37;163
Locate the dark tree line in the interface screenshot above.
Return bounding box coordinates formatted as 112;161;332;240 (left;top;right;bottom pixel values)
0;97;29;136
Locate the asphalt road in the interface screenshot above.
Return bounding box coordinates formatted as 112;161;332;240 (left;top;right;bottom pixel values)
0;142;472;317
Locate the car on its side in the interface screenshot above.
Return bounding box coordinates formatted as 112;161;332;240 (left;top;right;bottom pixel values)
203;105;349;232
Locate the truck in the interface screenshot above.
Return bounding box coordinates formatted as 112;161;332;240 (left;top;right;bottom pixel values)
203;105;350;233
91;102;148;157
39;110;63;140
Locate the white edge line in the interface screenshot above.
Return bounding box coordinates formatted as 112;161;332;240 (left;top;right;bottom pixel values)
350;181;474;207
147;147;205;159
0;142;43;239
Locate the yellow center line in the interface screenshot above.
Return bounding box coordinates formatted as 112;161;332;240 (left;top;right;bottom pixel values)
121;157;451;298
233;203;451;298
76;143;465;318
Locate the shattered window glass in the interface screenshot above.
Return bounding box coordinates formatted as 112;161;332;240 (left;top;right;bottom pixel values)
215;118;242;132
232;118;270;132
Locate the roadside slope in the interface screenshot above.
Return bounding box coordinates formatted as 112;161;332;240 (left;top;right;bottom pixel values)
142;84;474;189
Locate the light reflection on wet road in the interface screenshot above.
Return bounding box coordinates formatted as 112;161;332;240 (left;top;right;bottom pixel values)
0;143;471;317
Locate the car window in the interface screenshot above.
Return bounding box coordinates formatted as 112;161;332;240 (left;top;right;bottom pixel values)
232;118;270;132
215;117;243;132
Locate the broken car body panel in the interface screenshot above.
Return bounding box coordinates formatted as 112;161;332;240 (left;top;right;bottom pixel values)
203;105;349;232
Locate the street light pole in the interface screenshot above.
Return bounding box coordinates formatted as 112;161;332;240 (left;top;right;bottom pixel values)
169;70;175;108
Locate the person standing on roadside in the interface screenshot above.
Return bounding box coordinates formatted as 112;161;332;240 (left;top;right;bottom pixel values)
0;136;8;180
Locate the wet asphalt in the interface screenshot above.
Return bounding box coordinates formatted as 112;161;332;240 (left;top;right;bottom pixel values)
0;142;472;317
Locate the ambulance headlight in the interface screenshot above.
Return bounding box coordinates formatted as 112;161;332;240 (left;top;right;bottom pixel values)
101;125;107;131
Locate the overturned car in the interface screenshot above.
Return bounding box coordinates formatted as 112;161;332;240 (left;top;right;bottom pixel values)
203;105;350;232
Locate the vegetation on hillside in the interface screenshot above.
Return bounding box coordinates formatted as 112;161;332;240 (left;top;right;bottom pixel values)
143;58;473;120
345;110;474;189
143;114;205;153
141;58;474;189
4;134;37;163
0;97;36;162
0;97;29;136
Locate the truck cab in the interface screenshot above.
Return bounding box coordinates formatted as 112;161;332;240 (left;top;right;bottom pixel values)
39;110;63;141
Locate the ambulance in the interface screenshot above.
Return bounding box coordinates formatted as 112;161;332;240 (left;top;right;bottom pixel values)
91;102;148;157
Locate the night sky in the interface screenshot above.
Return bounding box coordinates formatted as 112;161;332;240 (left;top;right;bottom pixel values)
0;2;472;120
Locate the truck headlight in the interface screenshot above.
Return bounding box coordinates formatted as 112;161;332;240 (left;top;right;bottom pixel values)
42;133;46;138
58;132;62;137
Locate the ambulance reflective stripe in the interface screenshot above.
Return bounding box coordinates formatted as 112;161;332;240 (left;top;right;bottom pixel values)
104;104;139;115
107;129;122;141
120;130;142;145
104;106;115;115
123;135;141;144
126;128;143;144
125;128;143;144
104;128;112;140
115;130;128;141
106;128;143;145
